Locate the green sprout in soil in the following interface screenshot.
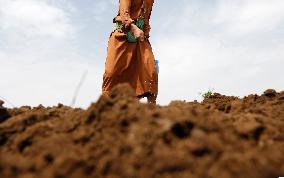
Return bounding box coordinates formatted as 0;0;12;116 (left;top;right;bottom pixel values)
199;88;214;100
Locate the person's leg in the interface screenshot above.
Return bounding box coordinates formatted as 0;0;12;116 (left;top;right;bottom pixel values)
137;93;147;100
137;92;157;104
147;93;157;104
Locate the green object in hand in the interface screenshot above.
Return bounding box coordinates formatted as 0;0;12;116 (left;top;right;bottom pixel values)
127;18;145;43
127;31;137;43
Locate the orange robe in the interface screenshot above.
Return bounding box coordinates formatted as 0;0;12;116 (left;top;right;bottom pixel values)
102;0;158;97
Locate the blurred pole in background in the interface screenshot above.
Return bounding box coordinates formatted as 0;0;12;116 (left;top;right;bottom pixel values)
70;71;88;107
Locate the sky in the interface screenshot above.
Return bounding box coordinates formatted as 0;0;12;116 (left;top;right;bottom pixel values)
0;0;283;108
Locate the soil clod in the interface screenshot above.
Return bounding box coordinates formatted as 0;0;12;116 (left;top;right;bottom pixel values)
0;85;284;178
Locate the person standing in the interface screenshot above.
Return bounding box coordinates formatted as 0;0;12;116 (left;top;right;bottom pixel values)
102;0;158;104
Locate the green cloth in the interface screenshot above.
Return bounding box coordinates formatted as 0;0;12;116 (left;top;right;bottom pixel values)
127;18;145;43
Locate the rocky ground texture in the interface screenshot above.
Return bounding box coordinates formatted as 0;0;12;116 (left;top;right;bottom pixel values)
0;84;284;178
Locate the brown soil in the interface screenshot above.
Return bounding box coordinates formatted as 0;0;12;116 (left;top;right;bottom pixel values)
0;84;284;178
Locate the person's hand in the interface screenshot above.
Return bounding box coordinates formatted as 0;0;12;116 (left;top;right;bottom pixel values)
130;23;145;42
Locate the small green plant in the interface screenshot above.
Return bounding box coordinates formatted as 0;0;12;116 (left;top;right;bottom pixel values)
199;88;214;100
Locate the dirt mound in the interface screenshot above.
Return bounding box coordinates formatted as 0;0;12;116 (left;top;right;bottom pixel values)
0;85;284;178
0;100;10;123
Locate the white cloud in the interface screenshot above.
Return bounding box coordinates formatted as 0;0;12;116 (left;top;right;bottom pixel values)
92;0;117;22
0;0;77;64
214;0;284;35
0;0;73;38
152;0;284;104
0;0;96;108
0;54;102;108
154;33;284;104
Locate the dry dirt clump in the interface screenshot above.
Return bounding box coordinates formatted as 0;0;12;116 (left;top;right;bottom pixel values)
0;85;284;178
0;100;10;123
